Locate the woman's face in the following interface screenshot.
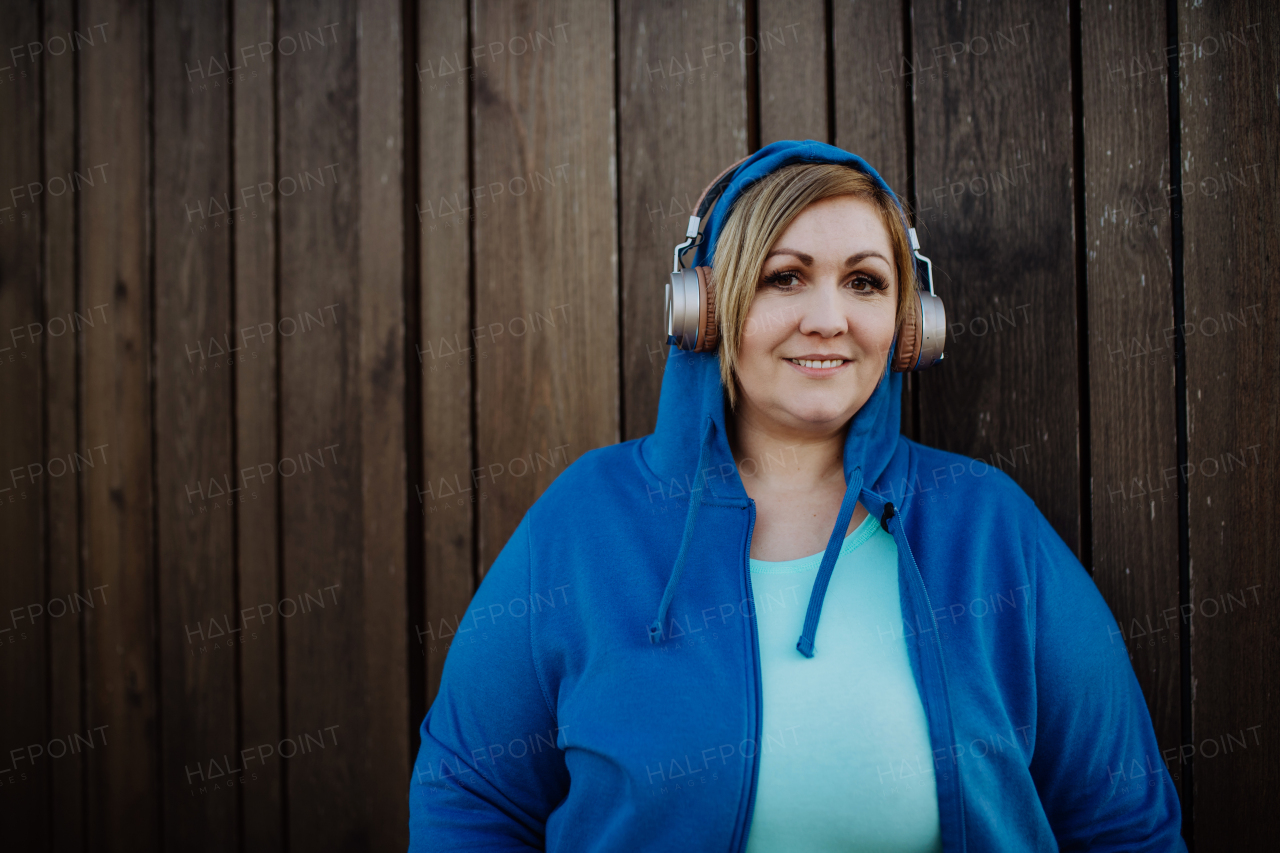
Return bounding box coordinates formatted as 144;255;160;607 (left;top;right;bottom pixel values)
733;194;899;435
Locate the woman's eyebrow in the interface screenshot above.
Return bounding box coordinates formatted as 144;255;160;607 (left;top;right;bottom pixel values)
844;250;890;267
764;248;814;265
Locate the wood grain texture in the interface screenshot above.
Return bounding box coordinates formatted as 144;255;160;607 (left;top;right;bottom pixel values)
830;0;914;440
1079;0;1181;789
78;0;159;848
418;0;475;705
0;2;48;847
153;0;238;845
356;0;410;847
276;0;388;847
472;0;618;574
1178;0;1279;845
618;0;748;442
231;0;283;848
42;0;87;847
759;0;827;145
832;0;907;193
910;1;1082;554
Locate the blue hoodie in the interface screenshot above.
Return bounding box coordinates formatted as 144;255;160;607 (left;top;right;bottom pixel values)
409;141;1186;852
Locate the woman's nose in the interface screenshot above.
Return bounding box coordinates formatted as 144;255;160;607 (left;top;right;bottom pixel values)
796;279;848;337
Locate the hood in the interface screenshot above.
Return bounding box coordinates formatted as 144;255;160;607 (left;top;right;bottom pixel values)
640;140;908;656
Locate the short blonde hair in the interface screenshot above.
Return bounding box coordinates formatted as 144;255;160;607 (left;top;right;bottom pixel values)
711;163;917;409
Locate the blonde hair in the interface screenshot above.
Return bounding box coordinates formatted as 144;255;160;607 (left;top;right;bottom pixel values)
711;163;916;409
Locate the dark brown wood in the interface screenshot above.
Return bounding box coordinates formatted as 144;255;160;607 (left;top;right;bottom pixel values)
832;1;906;193
759;0;827;145
232;0;283;847
910;2;1082;553
418;0;475;705
277;0;409;847
357;0;411;847
153;0;238;846
618;0;748;442
1079;0;1182;789
277;0;361;844
42;0;87;847
830;1;914;440
1179;0;1279;845
0;2;48;847
78;0;160;848
472;0;619;574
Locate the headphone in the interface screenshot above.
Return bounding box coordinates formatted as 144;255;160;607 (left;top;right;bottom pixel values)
663;157;946;371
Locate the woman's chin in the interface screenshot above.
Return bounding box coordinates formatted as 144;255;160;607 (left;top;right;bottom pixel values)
771;395;862;430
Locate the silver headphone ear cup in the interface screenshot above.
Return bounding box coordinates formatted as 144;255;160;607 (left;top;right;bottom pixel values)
914;291;946;369
891;291;947;371
664;280;673;343
665;268;702;350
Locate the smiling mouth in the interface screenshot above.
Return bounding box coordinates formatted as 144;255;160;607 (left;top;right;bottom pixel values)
787;357;846;369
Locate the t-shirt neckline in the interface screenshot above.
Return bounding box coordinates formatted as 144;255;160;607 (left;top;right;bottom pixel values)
748;512;880;574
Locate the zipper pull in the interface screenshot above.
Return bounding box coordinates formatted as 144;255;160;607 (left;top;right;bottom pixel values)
880;502;896;533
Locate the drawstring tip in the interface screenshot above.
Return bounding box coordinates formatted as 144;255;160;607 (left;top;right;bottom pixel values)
796;635;815;658
880;502;896;532
648;621;663;644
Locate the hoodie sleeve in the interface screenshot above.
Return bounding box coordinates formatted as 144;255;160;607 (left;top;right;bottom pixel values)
1027;514;1187;852
409;514;569;851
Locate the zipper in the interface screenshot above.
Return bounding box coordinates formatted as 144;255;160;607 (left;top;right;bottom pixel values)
884;500;967;853
735;498;763;853
733;487;963;851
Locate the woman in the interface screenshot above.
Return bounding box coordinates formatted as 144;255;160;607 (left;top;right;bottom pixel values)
409;140;1185;851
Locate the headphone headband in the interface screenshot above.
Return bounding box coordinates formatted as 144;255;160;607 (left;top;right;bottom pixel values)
672;155;750;273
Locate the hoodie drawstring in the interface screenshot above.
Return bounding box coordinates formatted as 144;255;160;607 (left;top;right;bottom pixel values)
647;424;866;658
796;466;864;658
649;421;716;644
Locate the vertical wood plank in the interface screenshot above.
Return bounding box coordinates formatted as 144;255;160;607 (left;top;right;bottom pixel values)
277;0;359;844
830;0;913;438
0;1;48;847
153;0;238;847
357;0;410;847
832;0;907;192
1179;0;1279;846
1078;0;1182;791
758;0;827;145
910;2;1082;553
472;0;618;572
231;0;283;848
278;0;410;847
42;0;87;847
618;0;748;441
78;0;160;848
418;0;474;705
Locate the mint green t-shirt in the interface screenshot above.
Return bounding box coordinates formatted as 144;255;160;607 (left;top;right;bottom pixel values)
743;512;943;853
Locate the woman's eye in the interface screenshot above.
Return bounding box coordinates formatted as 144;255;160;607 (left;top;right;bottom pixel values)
848;274;884;291
762;272;800;289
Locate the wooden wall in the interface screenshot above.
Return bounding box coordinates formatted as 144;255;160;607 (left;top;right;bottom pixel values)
0;0;1275;849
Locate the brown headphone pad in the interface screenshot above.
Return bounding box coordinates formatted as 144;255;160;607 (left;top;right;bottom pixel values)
892;294;921;372
694;266;719;352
